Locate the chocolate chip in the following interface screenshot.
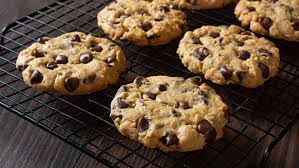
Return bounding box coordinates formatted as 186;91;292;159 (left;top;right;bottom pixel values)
259;17;273;30
158;84;167;91
176;101;190;109
219;65;232;79
46;61;58;70
233;40;245;46
32;50;45;57
111;114;122;120
142;92;157;100
80;52;93;64
16;64;28;71
186;0;196;4
154;16;164;22
64;77;80;92
157;6;170;12
137;117;149;133
187;76;203;85
30;70;43;84
90;45;103;52
37;37;50;44
140;22;152;32
256;48;272;56
170;109;180;117
198;120;216;143
237;50;250;60
208;32;220;38
160;132;179;146
115;85;127;96
258;63;270;78
55;55;68;64
83;74;96;84
169;4;178;9
116;98;130;108
105;56;116;65
247;6;256;11
192;48;209;61
292;18;299;31
69;34;81;42
190;37;202;44
134;76;145;87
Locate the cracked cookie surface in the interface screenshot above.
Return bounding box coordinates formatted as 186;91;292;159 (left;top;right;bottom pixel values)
16;32;126;95
110;76;227;152
97;0;186;46
235;0;299;42
177;25;280;88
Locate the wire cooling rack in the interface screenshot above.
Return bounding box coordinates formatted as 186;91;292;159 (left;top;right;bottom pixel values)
0;0;298;167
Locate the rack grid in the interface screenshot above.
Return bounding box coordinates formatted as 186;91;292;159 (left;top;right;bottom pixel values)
0;0;298;167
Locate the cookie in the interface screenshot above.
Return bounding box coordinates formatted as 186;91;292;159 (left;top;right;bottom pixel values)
16;32;126;95
110;76;228;152
153;0;233;10
177;25;280;88
97;0;186;46
235;0;299;42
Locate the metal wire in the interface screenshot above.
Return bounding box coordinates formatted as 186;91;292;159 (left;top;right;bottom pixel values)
0;0;298;167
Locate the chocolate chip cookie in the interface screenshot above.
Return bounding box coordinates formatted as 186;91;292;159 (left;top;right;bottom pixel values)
16;32;126;95
97;0;186;46
177;25;280;88
235;0;299;42
110;76;228;152
154;0;233;10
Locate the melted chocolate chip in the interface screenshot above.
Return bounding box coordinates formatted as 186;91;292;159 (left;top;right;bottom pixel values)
187;76;203;85
258;63;270;78
247;6;256;11
160;132;179;146
233;40;245;46
157;6;170;12
115;85;127;96
32;50;45;57
105;56;116;65
259;17;273;30
64;77;80;92
90;45;103;52
169;4;178;9
292;18;299;31
55;55;68;64
192;48;209;61
83;74;96;84
194;97;208;105
30;70;43;84
16;64;28;72
154;16;164;22
158;84;167;91
37;37;50;44
190;37;202;44
137;117;149;133
134;76;144;87
116;98;130;108
142;92;157;100
111;114;122;120
208;32;220;38
176;101;190;109
219;65;232;79
170;109;181;117
46;61;58;70
69;34;81;42
198;120;216;143
237;50;250;60
80;52;93;64
256;48;272;56
140;22;152;32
